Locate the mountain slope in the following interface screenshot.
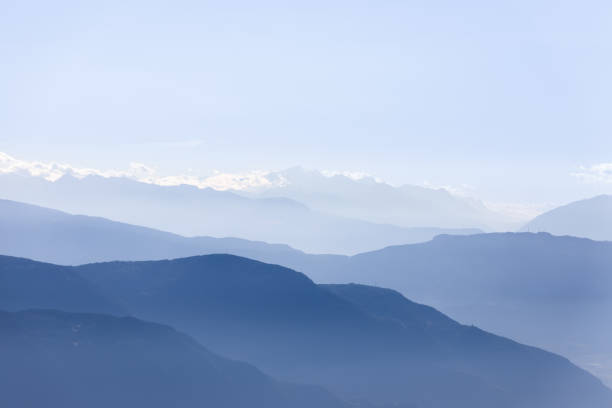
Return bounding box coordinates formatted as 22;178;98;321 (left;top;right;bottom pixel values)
324;284;612;408
0;309;344;408
308;233;612;385
332;233;612;303
522;195;612;241
0;198;312;265
76;255;421;366
0;255;121;315
71;254;612;408
0;175;480;254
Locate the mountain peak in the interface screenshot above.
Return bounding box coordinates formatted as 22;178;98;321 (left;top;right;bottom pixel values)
522;195;612;241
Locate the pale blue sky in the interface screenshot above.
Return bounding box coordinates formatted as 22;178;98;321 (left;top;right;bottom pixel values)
2;0;612;205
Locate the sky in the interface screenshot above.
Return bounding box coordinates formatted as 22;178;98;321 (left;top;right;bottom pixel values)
2;0;612;209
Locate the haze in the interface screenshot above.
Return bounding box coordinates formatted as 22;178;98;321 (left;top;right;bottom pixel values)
2;0;612;211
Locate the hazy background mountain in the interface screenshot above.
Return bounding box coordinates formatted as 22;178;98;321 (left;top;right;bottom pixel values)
234;167;518;230
0;198;313;266
2;254;611;408
0;309;345;408
521;195;612;241
0;175;481;254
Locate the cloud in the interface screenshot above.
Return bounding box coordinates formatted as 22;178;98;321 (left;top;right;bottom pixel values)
0;151;133;181
0;151;398;192
572;163;612;184
0;151;284;191
149;170;286;191
320;169;383;183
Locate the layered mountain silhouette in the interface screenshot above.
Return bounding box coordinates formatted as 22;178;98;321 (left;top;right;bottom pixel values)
522;195;612;241
324;283;612;407
2;254;610;407
306;233;612;385
0;175;481;254
0;309;344;408
236;167;515;230
4;198;612;384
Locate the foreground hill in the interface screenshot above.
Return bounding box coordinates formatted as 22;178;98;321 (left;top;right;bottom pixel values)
0;309;344;408
2;254;609;407
0;176;480;254
522;195;612;241
0;255;121;315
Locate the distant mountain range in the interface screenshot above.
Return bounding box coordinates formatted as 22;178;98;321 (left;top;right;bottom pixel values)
2;254;611;408
0;174;481;254
522;194;612;241
235;167;516;230
0;309;344;408
0;198;310;265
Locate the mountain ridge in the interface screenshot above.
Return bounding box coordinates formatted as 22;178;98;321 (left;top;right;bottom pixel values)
0;198;479;264
236;166;516;230
0;174;483;254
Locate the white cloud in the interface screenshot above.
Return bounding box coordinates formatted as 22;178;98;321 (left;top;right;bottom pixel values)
320;169;383;183
0;151;133;181
0;151;398;191
572;163;612;184
0;151;285;191
151;170;286;191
